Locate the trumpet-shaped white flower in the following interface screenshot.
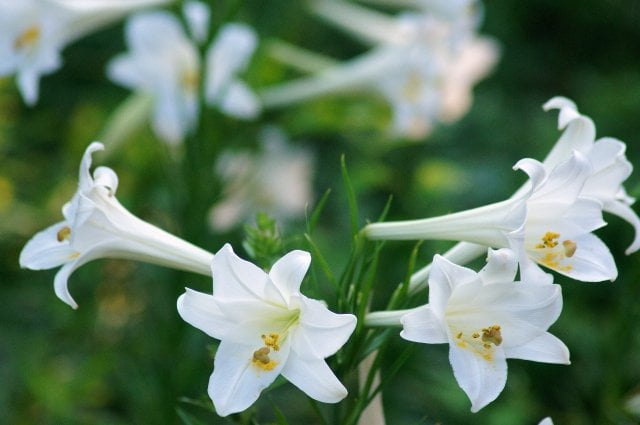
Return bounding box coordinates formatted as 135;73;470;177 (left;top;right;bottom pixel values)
108;11;201;145
261;1;497;139
0;0;169;105
406;96;634;291
177;244;356;416
400;250;569;412
205;23;261;119
541;97;639;255
366;151;617;284
19;142;213;309
208;127;313;231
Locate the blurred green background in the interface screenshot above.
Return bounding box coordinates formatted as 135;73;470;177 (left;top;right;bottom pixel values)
2;0;640;424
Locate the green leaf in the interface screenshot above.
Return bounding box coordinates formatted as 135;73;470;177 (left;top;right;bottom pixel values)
306;188;332;235
340;155;359;237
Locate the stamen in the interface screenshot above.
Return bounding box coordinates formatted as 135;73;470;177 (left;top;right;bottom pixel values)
481;325;502;346
14;25;41;50
57;226;71;242
181;69;200;91
537;231;561;249
563;240;577;257
261;333;280;351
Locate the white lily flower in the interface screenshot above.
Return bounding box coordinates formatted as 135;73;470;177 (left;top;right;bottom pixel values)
208;127;313;231
541;97;639;255
107;11;201;145
408;97;633;290
400;250;569;412
538;418;554;425
0;0;169;105
177;244;356;416
261;1;497;139
183;0;210;44
205;22;261;119
19;142;213;309
367;150;617;285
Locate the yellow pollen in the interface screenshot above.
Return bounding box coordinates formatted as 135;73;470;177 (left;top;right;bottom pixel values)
261;333;280;351
15;25;41;50
537;231;561;249
481;325;502;346
252;347;277;371
181;69;200;91
57;226;71;242
472;332;480;338
563;240;577;257
456;331;463;339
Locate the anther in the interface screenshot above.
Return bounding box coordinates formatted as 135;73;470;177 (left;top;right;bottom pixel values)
253;347;271;364
57;226;71;242
563;240;577;257
481;325;502;346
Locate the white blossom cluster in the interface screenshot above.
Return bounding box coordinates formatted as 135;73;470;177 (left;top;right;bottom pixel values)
8;0;638;423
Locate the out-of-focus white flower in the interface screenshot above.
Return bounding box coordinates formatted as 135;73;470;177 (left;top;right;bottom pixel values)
399;250;569;412
261;0;497;140
541;97;639;255
366;151;617;285
108;11;201;145
177;244;356;416
209;127;313;231
0;0;169;105
358;0;476;20
538;418;554;425
19;142;213;309
205;23;261;119
182;0;210;44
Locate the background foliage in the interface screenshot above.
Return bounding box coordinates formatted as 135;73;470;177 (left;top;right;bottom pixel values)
1;0;639;424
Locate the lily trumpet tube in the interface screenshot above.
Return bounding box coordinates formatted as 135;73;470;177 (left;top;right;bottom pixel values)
19;142;213;309
400;249;569;412
177;244;356;416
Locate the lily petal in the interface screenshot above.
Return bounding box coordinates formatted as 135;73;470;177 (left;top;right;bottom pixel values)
19;221;78;269
553;233;617;282
504;332;570;365
400;305;448;344
449;341;507;412
281;352;348;403
269;250;311;298
604;199;640;254
294;296;357;358
209;336;290;417
212;244;277;302
429;255;478;318
177;289;231;340
478;248;518;285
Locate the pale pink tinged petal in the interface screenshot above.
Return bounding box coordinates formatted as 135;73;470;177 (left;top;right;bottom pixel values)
504;332;570;365
448;342;507;412
400;305;447;344
428;255;478;318
269;250;311;297
176;289;231;340
478;248;518;285
294;296;356;358
209;337;289;416
219;80;261;119
604;200;640;254
207;196;247;231
212;244;286;304
552;233;617;282
281;351;347;403
19;221;77;269
542;97;595;168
